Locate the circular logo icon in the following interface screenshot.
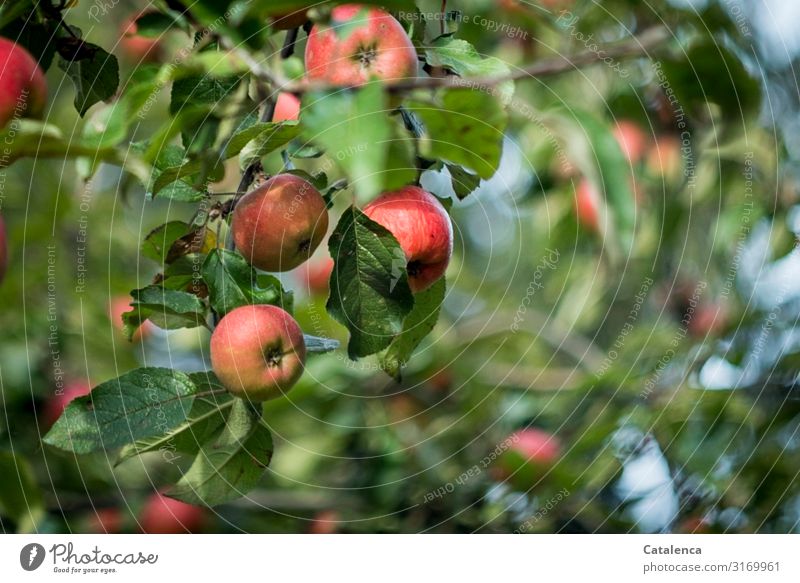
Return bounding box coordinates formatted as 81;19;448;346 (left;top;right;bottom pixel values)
19;543;46;571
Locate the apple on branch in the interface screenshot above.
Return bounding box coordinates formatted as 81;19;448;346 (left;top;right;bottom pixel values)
305;4;418;86
0;37;47;129
210;304;307;402
232;174;329;273
363;186;453;293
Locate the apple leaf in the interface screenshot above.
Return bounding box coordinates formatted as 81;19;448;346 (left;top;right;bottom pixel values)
116;373;234;466
327;207;415;359
407;88;507;180
122;285;208;340
141;221;192;264
43;368;198;454
425;37;514;103
167;399;273;506
238;122;302;169
57;43;119;116
445;163;481;200
202;249;293;318
380;278;446;381
302;83;414;203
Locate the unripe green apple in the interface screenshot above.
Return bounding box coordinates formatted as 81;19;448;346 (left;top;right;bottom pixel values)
232;174;329;272
0;37;47;128
210;304;306;402
305;4;418;86
363;186;453;293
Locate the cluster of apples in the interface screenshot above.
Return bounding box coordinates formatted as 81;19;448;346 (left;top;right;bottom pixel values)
210;5;453;402
0;37;48;287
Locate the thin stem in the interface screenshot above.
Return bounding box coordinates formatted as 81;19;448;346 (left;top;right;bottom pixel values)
278;26;669;95
440;1;447;36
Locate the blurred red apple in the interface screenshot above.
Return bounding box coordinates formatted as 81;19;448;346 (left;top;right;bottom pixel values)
109;295;153;341
86;508;123;534
309;510;339;534
647;135;683;179
140;492;205;534
299;254;334;296
120;14;163;64
0;37;47;128
273;92;300;122
613;120;647;164
494;428;562;488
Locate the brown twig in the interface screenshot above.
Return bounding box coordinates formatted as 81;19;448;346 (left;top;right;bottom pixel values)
277;26;670;95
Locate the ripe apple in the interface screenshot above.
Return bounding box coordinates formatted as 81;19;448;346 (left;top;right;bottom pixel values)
86;508;123;534
232;174;329;272
119;14;162;63
494;428;562;487
688;303;728;338
575;178;602;231
305;4;418;85
647;135;683;179
362;186;453;293
269;7;311;30
0;37;47;128
210;304;306;402
273;92;301;122
43;380;91;428
140;492;205;534
613;119;647;164
0;214;7;285
298;253;334;296
309;510;339;534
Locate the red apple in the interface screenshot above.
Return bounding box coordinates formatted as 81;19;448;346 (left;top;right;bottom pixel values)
575;178;602;231
299;254;334;296
0;37;47;128
305;4;418;86
309;510;339;534
86;508;123;534
494;428;562;487
140;492;205;534
613;120;647;164
273;92;300;122
689;303;728;338
362;186;453;293
119;14;162;64
232;174;329;272
647;135;683;179
0;214;7;285
210;304;306;402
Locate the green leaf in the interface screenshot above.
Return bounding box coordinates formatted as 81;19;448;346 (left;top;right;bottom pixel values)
303;83;414;202
381;278;446;380
135;143;207;202
202;249;292;317
168;399;273;506
122;286;208;340
134;11;179;37
57;44;120;116
141;221;191;263
408;88;507;180
117;373;234;466
426;37;514;103
239;122;302;169
0;452;44;532
446;163;481;200
327;207;415;359
170;74;240;115
151;153;225;196
43;368;198;454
